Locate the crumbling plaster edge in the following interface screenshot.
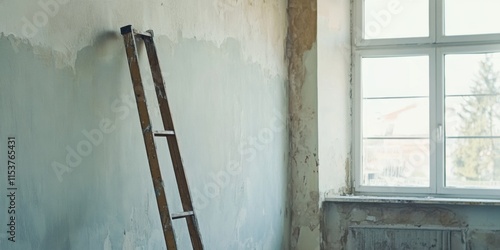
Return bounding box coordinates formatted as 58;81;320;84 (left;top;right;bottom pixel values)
0;30;288;79
325;195;500;206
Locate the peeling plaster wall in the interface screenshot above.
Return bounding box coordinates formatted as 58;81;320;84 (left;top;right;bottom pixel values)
0;1;289;249
323;202;500;249
287;0;320;249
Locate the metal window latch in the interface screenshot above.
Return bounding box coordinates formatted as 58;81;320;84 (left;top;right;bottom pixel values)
436;124;443;142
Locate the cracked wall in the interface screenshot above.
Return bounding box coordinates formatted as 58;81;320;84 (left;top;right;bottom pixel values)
0;0;289;249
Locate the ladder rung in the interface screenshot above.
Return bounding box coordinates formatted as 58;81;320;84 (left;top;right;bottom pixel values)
134;29;153;38
172;211;194;220
121;24;204;249
154;130;175;136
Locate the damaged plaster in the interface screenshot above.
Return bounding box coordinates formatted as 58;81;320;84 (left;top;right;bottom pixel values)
323;202;500;249
0;0;289;249
0;0;287;76
287;0;320;249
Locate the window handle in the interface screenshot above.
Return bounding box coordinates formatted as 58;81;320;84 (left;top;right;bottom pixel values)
437;124;443;142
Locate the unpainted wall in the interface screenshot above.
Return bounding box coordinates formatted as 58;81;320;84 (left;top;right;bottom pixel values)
287;0;320;249
0;0;289;249
287;0;352;248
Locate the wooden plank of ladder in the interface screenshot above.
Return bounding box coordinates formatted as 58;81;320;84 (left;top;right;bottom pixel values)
120;25;177;250
142;31;204;250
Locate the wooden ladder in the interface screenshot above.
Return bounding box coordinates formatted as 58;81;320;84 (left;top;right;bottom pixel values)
120;25;203;250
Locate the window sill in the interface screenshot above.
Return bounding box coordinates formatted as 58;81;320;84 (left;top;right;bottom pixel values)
325;195;500;206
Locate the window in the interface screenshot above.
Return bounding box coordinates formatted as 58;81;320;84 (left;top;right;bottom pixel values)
353;0;500;198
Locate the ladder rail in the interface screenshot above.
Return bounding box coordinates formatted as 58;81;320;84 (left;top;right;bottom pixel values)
142;35;204;250
121;25;204;250
121;25;177;250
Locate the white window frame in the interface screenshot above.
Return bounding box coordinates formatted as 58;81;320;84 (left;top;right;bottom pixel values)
353;0;436;47
353;0;500;199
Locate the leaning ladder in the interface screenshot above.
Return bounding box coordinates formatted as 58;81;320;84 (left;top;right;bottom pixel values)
120;25;203;250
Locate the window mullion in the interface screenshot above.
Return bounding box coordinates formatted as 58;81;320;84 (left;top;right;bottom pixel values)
435;0;444;42
431;0;440;43
435;48;445;194
429;48;438;194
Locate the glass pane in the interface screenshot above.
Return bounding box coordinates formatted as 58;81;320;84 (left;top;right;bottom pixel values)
446;138;500;188
363;98;429;137
362;56;429;98
446;96;500;137
445;53;500;96
362;139;429;187
445;0;500;36
445;53;500;138
363;0;429;39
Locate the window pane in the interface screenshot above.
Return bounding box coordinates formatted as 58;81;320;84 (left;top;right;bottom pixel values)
445;53;500;137
363;0;429;39
446;96;500;137
446;138;500;188
445;0;500;36
445;53;500;96
362;139;429;187
363;98;429;137
360;54;430;189
362;56;429;98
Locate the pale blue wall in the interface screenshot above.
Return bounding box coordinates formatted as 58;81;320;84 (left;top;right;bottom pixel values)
0;2;289;248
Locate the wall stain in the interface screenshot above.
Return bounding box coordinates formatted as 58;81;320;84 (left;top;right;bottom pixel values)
287;0;319;248
339;158;353;195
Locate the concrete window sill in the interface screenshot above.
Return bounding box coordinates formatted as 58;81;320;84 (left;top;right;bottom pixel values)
325;195;500;206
